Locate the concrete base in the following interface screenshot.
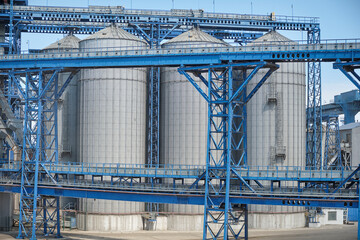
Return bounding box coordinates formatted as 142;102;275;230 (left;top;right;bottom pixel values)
143;215;168;231
76;212;307;232
309;222;321;228
248;212;306;229
77;213;143;232
166;215;203;231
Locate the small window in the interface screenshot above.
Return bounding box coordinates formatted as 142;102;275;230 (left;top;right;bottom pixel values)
328;211;337;221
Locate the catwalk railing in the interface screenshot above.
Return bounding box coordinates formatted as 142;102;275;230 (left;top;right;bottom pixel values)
0;39;358;70
0;162;359;202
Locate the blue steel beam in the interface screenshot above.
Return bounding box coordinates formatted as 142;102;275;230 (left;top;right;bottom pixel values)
1;162;359;183
0;184;357;209
334;61;360;91
0;5;319;33
14;24;263;43
0;42;358;69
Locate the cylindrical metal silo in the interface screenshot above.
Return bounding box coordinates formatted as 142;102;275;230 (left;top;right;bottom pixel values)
42;34;80;212
43;34;80;164
246;31;306;229
160;28;227;231
77;25;148;231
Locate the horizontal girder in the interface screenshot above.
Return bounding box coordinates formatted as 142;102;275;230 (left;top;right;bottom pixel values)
0;41;358;70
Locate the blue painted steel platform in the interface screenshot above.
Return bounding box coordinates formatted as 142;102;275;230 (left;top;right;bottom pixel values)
0;40;358;69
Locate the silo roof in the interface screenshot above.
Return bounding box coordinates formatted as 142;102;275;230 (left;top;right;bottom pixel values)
43;34;80;50
82;25;146;43
163;27;226;45
249;31;295;45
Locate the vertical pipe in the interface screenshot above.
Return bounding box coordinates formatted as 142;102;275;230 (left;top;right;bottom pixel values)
56;197;61;238
245;205;248;240
224;65;233;239
43;198;47;235
31;71;44;239
17;72;29;239
202;68;212;240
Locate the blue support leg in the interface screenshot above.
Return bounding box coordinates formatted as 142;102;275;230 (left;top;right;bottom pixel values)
179;62;278;240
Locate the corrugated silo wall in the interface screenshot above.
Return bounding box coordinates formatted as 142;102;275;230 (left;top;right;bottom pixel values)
160;41;226;231
77;37;147;231
246;61;307;229
0;23;13;231
42;44;80;209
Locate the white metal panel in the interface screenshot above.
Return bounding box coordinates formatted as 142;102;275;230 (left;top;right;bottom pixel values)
160;29;227;214
78;27;147;217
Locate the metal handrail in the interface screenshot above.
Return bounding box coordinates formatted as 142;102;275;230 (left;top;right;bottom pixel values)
1;39;359;61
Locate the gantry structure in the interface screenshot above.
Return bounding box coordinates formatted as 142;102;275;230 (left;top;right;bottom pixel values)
0;2;359;240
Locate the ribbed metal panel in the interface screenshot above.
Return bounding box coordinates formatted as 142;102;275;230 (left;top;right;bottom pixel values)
161;28;227;215
246;31;306;228
42;35;80;164
78;26;147;219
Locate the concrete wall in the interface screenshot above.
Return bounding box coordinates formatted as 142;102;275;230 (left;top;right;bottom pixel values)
77;213;143;232
248;212;306;229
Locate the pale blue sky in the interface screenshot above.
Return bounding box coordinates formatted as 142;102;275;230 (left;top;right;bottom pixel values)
23;0;360;120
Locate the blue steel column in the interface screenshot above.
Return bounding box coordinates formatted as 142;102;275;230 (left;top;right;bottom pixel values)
40;72;61;237
145;23;162;221
13;69;62;239
358;186;360;240
16;70;44;239
9;0;14;54
323;115;342;169
306;27;322;169
179;62;278;240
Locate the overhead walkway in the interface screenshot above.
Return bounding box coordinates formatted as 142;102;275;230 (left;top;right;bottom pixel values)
0;39;358;70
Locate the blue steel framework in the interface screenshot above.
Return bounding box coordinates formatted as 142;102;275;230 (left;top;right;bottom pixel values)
0;44;354;239
179;62;278;239
321;89;360;125
0;3;359;240
8;68;76;239
334;61;360;91
0;3;323;169
306;27;322;169
323;115;342;169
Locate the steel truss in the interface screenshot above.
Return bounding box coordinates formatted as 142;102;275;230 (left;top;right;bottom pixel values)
306;27;322;169
179;62;278;240
322;115;342;169
333;61;360;91
9;68;75;239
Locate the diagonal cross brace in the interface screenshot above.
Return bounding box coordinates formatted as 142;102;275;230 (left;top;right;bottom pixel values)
57;70;79;99
244;63;279;103
231;169;256;193
333;61;360;90
228;62;266;102
39;69;61;99
40;163;61;187
331;165;360;194
178;69;210;102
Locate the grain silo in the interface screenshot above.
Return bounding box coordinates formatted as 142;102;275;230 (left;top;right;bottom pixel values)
42;34;80;164
77;25;148;231
160;27;227;231
246;31;306;228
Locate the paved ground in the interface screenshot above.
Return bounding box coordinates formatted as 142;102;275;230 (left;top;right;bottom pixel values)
0;223;357;239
